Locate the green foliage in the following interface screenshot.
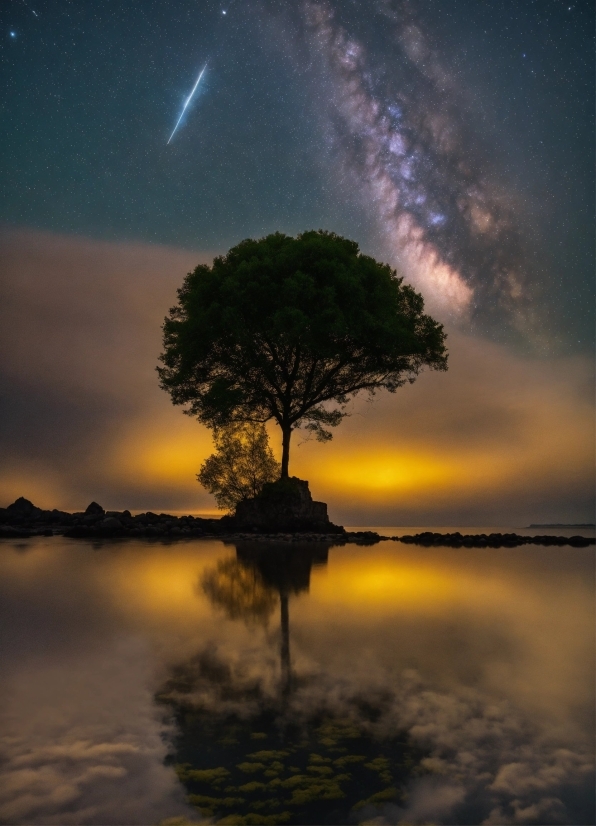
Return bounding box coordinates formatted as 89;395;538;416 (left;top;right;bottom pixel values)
197;422;280;511
159;230;448;476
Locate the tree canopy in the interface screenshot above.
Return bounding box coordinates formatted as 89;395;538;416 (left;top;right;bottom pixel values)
159;230;447;478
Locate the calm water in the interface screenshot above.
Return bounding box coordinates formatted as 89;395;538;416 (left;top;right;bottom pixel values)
0;532;594;826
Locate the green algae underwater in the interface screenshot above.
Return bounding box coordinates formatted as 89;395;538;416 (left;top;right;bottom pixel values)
157;653;428;825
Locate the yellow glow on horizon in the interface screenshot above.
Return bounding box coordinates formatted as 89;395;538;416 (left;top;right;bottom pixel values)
137;438;204;481
88;340;593;517
296;446;518;502
311;452;452;493
109;416;213;488
104;415;590;511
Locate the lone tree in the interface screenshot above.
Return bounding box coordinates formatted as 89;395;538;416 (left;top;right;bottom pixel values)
159;230;447;479
197;423;280;511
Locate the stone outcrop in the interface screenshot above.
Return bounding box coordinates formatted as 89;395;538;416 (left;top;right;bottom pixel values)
85;501;105;515
7;497;42;518
232;477;344;534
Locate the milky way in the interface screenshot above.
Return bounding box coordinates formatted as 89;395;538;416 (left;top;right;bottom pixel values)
273;0;534;335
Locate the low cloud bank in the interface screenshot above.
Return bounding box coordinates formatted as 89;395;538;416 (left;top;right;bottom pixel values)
1;228;593;524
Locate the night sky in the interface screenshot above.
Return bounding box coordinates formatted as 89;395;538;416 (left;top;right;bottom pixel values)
1;0;594;522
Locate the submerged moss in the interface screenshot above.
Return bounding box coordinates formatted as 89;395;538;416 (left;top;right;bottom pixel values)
237;762;266;774
158;650;427;824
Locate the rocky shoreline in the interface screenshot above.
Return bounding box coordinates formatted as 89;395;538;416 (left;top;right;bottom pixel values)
0;498;593;547
398;531;594;548
0;497;373;544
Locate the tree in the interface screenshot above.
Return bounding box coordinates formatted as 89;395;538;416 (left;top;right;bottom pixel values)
159;230;448;479
197;422;280;511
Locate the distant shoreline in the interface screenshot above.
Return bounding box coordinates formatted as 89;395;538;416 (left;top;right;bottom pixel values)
528;523;595;528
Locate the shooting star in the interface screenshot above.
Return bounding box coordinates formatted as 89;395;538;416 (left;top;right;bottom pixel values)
167;63;207;145
21;0;38;16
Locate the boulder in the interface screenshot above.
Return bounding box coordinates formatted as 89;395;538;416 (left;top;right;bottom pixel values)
85;502;105;516
100;517;121;530
6;497;42;517
233;477;343;533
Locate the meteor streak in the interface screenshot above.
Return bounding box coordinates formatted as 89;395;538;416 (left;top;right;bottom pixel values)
167;63;207;145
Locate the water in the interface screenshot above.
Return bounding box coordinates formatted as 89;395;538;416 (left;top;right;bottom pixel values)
0;532;593;825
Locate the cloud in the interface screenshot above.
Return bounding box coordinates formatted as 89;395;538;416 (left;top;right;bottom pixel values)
0;227;593;523
0;636;194;825
294;328;594;525
0;227;218;512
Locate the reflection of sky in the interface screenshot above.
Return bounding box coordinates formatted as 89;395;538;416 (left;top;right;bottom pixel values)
0;537;593;825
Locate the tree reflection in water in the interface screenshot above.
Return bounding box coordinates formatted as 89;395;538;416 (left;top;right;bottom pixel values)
156;543;427;825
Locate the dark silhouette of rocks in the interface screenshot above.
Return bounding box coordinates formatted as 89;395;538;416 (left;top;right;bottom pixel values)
7;497;42;517
232;477;343;534
398;531;594;548
0;497;593;546
85;501;105;515
0;496;351;542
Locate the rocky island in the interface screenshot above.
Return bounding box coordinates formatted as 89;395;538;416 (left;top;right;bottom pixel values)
0;485;593;547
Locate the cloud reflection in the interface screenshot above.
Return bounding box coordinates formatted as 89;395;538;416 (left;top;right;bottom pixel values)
0;637;193;825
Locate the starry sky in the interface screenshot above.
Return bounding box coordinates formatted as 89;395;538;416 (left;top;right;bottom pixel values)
1;0;594;523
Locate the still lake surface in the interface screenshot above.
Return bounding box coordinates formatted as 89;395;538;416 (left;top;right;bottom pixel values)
0;530;594;826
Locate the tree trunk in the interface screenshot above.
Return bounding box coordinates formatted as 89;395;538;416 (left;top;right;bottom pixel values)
280;426;292;479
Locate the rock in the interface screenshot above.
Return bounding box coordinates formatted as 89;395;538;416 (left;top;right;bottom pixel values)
63;526;91;537
0;525;30;537
233;477;343;534
100;516;121;530
7;497;42;517
85;501;105;515
568;535;593;547
345;530;383;545
395;531;595;548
